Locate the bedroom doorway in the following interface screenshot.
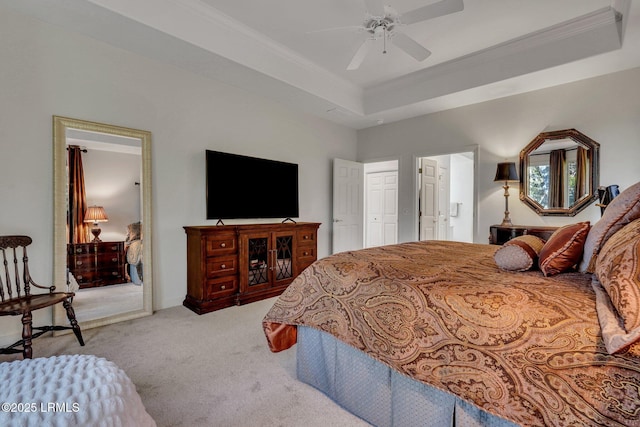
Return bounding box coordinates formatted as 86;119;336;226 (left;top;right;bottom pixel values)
418;152;474;243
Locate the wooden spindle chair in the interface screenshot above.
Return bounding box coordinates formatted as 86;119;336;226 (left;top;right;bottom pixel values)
0;236;84;359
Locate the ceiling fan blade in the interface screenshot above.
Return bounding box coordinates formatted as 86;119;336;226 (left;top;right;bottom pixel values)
391;32;431;62
347;38;374;70
401;0;464;25
363;0;385;17
307;25;364;34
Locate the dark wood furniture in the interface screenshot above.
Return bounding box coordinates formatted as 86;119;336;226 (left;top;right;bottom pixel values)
0;235;84;359
184;222;320;314
67;241;126;288
489;224;558;245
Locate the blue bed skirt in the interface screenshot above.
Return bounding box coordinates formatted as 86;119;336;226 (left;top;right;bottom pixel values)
297;326;519;427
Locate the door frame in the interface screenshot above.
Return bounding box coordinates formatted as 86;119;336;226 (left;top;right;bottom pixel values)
413;146;479;243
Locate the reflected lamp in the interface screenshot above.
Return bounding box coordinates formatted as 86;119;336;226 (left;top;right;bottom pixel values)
84;206;109;242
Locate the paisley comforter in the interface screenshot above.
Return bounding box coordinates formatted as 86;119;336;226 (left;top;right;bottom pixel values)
263;240;640;426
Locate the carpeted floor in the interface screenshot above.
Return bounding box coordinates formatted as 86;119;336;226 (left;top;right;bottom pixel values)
2;297;369;427
73;283;143;322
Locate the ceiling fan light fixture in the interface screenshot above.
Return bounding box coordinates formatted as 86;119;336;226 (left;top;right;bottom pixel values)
324;0;462;70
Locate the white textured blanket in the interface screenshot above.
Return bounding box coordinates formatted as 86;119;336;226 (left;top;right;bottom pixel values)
0;354;156;427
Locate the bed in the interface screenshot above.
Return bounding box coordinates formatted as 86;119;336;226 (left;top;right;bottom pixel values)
0;354;156;427
263;182;640;426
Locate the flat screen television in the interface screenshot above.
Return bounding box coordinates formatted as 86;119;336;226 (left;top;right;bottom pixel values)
206;150;299;220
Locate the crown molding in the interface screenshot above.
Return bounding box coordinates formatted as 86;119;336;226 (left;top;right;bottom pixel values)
363;6;623;115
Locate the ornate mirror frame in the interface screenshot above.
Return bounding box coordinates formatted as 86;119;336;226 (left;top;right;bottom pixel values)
53;116;153;330
519;128;599;216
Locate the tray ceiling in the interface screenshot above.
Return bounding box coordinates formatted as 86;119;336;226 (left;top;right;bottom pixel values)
3;0;639;129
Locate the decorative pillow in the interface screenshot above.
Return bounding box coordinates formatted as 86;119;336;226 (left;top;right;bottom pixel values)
538;222;590;276
580;181;640;273
595;218;640;335
494;235;546;272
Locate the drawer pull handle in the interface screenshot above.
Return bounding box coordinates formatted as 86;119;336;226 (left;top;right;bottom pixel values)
303;251;309;256
77;275;83;280
112;258;118;262
76;261;82;266
220;264;226;269
220;243;226;248
221;285;226;290
304;235;309;240
111;246;118;250
112;272;118;276
76;248;83;253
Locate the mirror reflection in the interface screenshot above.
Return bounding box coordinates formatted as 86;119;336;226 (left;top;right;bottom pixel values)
53;117;153;330
519;129;599;216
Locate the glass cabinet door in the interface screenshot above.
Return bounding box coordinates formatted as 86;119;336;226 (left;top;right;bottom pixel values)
273;234;293;282
244;231;296;291
247;236;269;287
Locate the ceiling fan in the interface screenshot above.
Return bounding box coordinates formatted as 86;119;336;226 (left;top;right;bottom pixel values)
330;0;464;70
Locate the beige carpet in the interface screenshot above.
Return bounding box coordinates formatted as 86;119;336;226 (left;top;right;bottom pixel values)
2;297;369;427
73;283;143;322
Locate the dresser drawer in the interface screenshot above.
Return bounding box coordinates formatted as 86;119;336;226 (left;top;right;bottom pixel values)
98;242;123;253
97;268;124;281
97;252;122;265
206;255;237;278
73;270;98;284
297;246;316;262
68;244;91;255
297;229;317;246
206;233;237;256
205;276;238;299
69;254;94;270
68;242;123;255
70;252;121;268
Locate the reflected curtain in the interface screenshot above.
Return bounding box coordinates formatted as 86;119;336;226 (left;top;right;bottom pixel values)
549;149;566;208
68;146;89;244
575;147;588;199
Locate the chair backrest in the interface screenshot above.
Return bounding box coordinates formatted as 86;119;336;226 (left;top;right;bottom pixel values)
0;235;34;302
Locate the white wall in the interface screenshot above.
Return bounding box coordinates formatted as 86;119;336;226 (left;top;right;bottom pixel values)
357;67;640;244
0;7;357;343
83;149;141;242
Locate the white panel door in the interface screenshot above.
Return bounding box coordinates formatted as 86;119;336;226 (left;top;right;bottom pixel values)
366;171;398;247
333;158;364;254
366;173;383;247
437;164;450;240
420;158;438;240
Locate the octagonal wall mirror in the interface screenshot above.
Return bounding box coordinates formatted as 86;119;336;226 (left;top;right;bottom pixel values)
53;116;153;331
519;128;599;216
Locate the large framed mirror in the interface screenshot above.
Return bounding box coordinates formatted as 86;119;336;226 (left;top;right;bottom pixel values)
53;116;153;331
519;128;599;216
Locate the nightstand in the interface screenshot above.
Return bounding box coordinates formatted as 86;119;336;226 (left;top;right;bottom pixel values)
489;225;558;245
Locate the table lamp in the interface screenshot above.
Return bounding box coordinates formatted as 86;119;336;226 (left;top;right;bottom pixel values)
494;162;519;226
84;206;109;242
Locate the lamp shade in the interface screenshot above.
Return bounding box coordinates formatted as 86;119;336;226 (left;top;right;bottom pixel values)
494;162;518;182
84;206;109;223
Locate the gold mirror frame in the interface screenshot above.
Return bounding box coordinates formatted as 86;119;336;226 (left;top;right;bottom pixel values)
53;116;153;330
519;128;599;216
